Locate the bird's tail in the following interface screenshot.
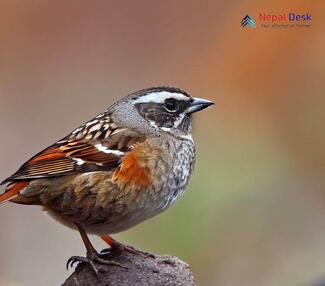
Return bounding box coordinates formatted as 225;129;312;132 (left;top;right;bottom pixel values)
0;181;29;205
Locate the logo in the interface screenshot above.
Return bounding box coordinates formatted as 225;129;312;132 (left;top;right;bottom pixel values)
241;15;255;28
241;13;312;29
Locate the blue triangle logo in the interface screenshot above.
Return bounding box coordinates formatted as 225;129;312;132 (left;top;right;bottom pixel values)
241;15;255;28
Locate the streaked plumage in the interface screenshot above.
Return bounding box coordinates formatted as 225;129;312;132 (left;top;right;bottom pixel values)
0;86;213;273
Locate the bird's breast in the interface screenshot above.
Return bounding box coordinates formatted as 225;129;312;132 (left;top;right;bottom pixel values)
156;137;196;211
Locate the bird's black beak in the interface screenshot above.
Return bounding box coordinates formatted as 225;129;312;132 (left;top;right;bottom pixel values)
185;97;214;114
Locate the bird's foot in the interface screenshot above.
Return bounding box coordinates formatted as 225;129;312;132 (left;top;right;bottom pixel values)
66;249;127;276
101;241;155;258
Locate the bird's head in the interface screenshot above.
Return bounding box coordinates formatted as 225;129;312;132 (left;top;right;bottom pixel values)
111;87;214;136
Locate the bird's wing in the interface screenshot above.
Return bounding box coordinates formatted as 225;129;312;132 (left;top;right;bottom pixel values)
1;140;120;183
1;112;144;185
0;111;146;203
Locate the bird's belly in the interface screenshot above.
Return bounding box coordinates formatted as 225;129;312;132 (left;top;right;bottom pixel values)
41;178;186;236
44;188;172;235
43;184;183;235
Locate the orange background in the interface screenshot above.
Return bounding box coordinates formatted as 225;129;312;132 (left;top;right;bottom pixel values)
0;1;324;285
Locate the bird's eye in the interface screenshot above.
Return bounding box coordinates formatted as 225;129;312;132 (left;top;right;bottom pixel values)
164;98;178;112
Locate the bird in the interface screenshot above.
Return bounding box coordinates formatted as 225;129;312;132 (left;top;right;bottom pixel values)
0;86;214;274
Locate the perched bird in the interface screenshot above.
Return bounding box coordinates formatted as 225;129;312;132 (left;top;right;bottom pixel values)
0;87;213;274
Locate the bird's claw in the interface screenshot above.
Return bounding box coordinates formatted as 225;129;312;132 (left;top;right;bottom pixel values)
100;248;112;255
66;252;127;276
66;256;98;275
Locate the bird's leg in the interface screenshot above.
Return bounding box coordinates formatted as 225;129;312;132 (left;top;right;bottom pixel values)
66;224;126;276
101;235;124;253
100;235;155;258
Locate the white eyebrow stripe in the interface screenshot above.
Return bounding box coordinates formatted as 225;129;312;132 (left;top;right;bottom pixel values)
134;91;189;104
95;144;125;156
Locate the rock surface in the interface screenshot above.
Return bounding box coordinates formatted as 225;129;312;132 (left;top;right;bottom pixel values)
62;249;196;286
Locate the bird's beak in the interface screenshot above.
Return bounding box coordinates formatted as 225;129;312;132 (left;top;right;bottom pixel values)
185;97;214;114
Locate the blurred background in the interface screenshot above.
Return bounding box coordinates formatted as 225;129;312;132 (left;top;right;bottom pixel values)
0;1;324;285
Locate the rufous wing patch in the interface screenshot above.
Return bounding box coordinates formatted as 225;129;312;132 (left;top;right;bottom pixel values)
112;145;153;189
0;181;29;204
27;147;66;165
